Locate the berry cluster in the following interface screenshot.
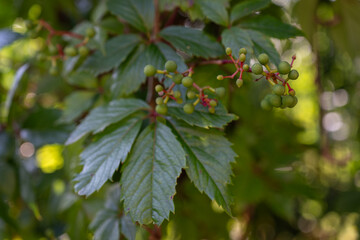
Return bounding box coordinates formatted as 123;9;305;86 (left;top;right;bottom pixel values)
216;47;300;110
25;19;96;75
144;61;225;115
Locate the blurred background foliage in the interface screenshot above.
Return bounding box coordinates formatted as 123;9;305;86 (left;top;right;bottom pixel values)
1;0;360;239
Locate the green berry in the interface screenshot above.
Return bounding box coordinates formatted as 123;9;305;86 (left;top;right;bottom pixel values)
260;99;272;111
156;104;168;115
182;76;193;88
239;48;247;55
269;94;282;107
208;107;216;114
64;46;77;57
215;87;225;98
278;61;291;74
165;60;177;72
217;75;224;81
243;64;249;71
183;103;195;114
173;90;181;99
236;78;243;88
144;65;156;77
79;46;89;57
209;100;217;107
288;96;298;108
239;53;246;62
226;47;232;55
289;89;296;96
258;53;269;65
155;97;163;105
173;74;183;84
252;63;263;75
272;84;285;96
48;45;57;55
86;27;96;38
49;66;58;76
187;91;196;99
288;69;299;80
282;95;295;107
155;84;163;92
176;98;183;104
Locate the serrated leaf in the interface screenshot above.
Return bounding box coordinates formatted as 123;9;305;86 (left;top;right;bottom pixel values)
65;99;149;145
107;0;154;33
169;119;236;214
58;91;96;124
74;116;143;196
197;0;229;26
221;27;253;56
245;29;281;65
80;34;141;75
121;122;186;225
239;15;303;39
167;101;237;128
230;0;271;23
160;26;223;58
66;71;97;88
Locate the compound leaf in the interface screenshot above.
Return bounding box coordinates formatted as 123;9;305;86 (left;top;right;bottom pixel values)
230;0;271;23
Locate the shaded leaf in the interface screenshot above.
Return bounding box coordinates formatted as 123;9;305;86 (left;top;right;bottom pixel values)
230;0;271;23
121;122;186;225
197;0;229;26
221;27;253;56
66;71;97;89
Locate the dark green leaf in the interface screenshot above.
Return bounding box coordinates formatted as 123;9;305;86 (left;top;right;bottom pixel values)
107;0;154;33
66;71;97;89
121;122;186;225
0;29;22;49
80;34;141;75
65;99;149;145
169;119;236;214
160;26;223;58
74;116;143;196
239;15;303;39
221;27;253;56
167;101;237;128
230;0;271;23
197;0;229;26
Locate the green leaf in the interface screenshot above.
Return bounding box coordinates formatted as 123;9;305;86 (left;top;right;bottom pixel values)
74;115;143;196
65;99;149;145
160;26;224;58
80;34;141;75
169;119;236;214
107;0;154;33
221;27;253;56
90;186;137;240
167;101;237;128
230;0;271;23
121;122;186;225
197;0;229;26
239;15;303;39
66;71;97;89
245;29;281;65
58;91;96;124
155;42;188;72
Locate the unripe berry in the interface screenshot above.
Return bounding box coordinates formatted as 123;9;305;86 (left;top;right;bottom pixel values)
239;48;247;55
79;46;89;57
208;107;216;114
236;78;243;88
278;61;291;74
282;95;295;107
288;69;299;80
272;84;285;96
165;60;177;72
156;104;168;115
217;75;224;81
86;27;96;38
155;84;163;92
173;90;181;99
260;99;272;111
49;66;58;76
155;97;163;105
64;46;78;57
288;96;298;108
243;64;249;71
182;76;193;88
183;103;195;114
144;65;156;77
215;87;225;98
187;91;196;99
252;63;263;75
173;74;183;84
289;89;296;96
226;47;232;55
209;100;217;107
239;53;246;62
258;53;269;65
269;94;282;107
176;98;183;104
